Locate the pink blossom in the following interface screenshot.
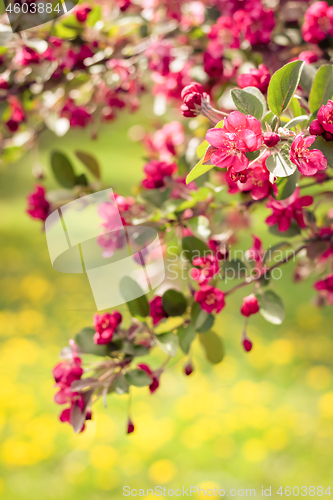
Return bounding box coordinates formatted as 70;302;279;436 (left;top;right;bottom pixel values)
230;155;277;201
208;16;240;49
6;96;25;132
266;188;313;232
302;1;333;44
241;294;260;317
317;100;333;135
142;160;178;189
298;50;319;64
206;111;262;172
237;64;270;93
61;99;92;128
247;234;264;265
53;357;83;387
74;3;91;22
26;185;50;222
146;40;174;76
145;122;185;160
137;364;160;393
203;52;223;79
191;255;220;285
93;311;122;344
234;5;275;45
309;119;325;137
14;46;40;66
314;274;333;305
149;296;168;325
194;285;225;314
290;134;327;176
208;239;229;261
127;418;135;434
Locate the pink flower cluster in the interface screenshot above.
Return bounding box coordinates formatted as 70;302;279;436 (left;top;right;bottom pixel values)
137;364;160;393
314;274;333;305
53;349;92;433
237;64;270;94
149;296;169;325
61;99;92;128
93;311;122;344
266;188;313;233
310;101;333;142
26;185;50;222
142;160;178;189
302;1;333;44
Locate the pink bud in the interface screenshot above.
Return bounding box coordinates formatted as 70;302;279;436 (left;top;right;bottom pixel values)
323;131;333;142
184;361;194;376
309;119;324;136
181;82;203;100
263;132;280;148
243;338;253;352
127;419;134;434
241;294;259;317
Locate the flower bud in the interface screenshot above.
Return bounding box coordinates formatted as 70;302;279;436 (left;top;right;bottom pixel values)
263;132;280;148
127;419;134;434
323;131;333;142
241;294;260;317
309;119;324;136
181;82;203;100
184;361;194;376
243;338;253;352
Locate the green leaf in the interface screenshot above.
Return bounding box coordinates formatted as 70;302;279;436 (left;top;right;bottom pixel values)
51;151;76;189
285;115;308;130
199;331;225;364
110;374;129;395
263;241;292;263
310;136;333;168
268;221;301;238
75;150;101;179
186;156;214;184
162;289;187;317
222;259;247;278
288;96;303;118
122;342;150;357
75;327;114;357
299;64;317;95
266;151;297;178
267;61;304;117
275;170;300;200
196;140;209;158
119;276;150;319
141;187;172;207
177;325;196;354
125;369;152;387
231;88;264;120
75;173;89;186
243;86;267;116
263;111;278;130
257;290;285;325
156;332;179;356
182;236;209;262
309;65;333;115
190;302;215;332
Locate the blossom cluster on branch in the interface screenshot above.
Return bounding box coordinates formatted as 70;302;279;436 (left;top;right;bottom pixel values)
18;0;333;434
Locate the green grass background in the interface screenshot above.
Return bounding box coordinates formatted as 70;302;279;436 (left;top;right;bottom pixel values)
1;109;333;499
